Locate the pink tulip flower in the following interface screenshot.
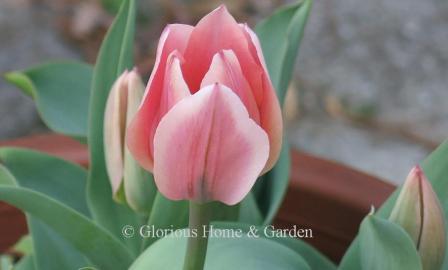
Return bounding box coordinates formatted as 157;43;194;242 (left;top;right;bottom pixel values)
126;5;282;205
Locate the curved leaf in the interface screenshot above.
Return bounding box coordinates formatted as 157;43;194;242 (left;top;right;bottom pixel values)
87;0;141;253
142;192;189;248
274;237;336;270
238;192;263;224
1;255;13;270
338;241;361;270
0;149;89;269
12;235;33;256
14;255;36;270
0;186;134;270
359;215;422;270
214;222;335;270
0;164;15;186
4;62;92;139
255;0;312;104
0;148;89;215
131;229;311;270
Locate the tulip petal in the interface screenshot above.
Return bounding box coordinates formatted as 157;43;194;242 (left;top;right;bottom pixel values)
153;84;269;205
104;71;128;195
417;168;446;270
259;73;283;173
389;166;424;243
182;5;262;98
201;50;260;123
240;24;283;172
240;24;269;76
182;6;282;172
159;53;191;113
127;24;192;171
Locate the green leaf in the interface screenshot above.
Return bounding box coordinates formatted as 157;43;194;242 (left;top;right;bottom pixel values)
130;229;311;270
0;186;134;270
0;149;134;269
255;0;312;104
14;255;36;270
421;139;448;201
87;0;141;253
0;164;15;186
273;237;336;270
101;0;124;14
340;139;448;268
215;222;335;270
4;62;92;139
12;235;33;255
209;201;240;222
0;148;90;216
142;193;189;248
0;255;13;270
338;241;362;270
253;142;291;225
238;192;263;224
0;149;89;269
358;215;422;270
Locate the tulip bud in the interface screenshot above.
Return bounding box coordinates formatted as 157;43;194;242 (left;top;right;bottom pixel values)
389;165;446;270
104;69;156;213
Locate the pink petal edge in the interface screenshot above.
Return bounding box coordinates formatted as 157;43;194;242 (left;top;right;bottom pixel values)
240;24;283;172
127;24;192;172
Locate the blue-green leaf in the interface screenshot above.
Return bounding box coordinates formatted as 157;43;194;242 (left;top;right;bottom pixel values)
358;215;422;270
0;255;13;270
0;186;134;270
4;62;92;139
131;229;311;270
0;149;89;269
255;0;312;104
214;222;335;270
0;148;89;215
142;193;189;248
273;237;336;270
238;192;263;225
12;235;33;256
87;0;141;253
14;255;36;270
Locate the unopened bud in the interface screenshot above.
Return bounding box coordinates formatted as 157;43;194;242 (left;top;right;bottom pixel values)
389;165;446;270
104;69;156;213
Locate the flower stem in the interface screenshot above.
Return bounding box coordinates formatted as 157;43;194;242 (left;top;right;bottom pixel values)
183;201;211;270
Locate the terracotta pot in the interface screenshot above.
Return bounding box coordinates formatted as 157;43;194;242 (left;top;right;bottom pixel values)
0;133;395;262
275;151;395;261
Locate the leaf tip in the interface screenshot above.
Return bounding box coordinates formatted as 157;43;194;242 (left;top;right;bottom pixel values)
3;71;35;98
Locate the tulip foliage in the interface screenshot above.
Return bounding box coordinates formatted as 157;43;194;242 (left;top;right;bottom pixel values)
1;0;447;269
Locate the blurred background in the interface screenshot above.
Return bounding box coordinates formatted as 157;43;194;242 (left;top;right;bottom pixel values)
1;0;447;185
